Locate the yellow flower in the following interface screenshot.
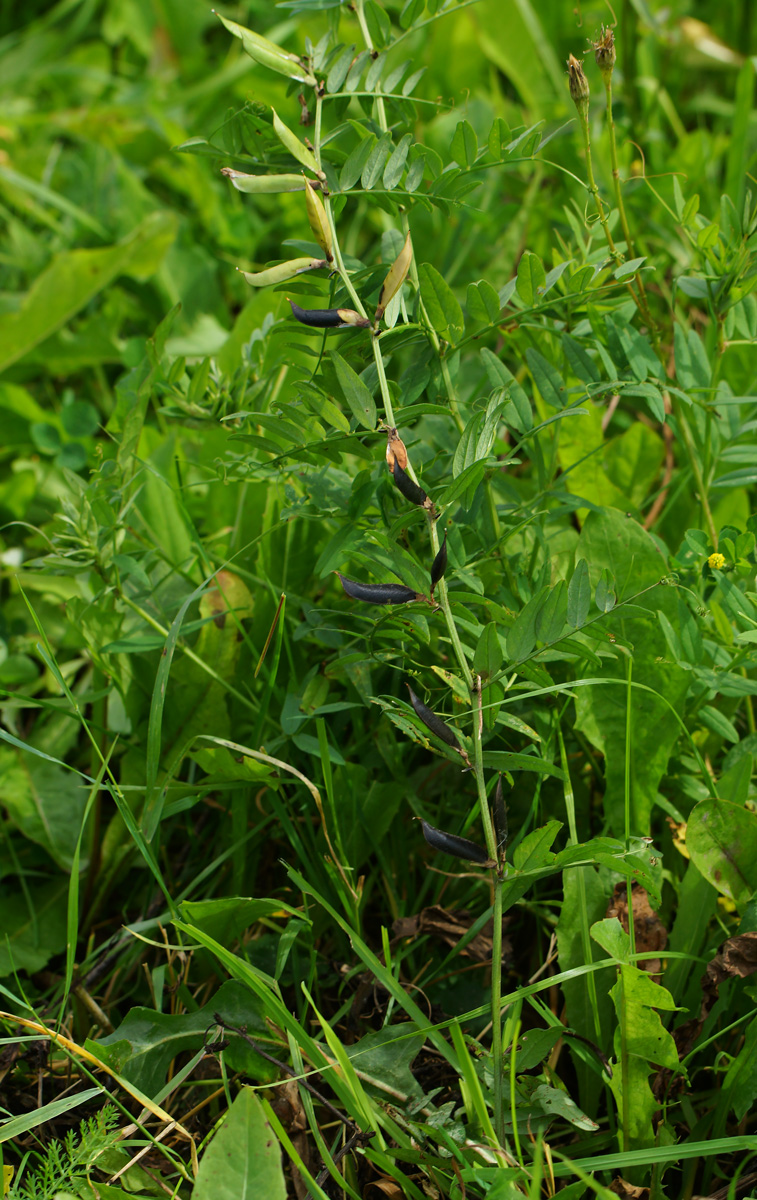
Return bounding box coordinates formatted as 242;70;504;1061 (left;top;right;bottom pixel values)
708;552;726;569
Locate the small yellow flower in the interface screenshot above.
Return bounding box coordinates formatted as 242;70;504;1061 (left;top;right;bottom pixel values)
708;552;726;569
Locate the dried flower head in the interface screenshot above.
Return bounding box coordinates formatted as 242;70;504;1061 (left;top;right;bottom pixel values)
567;53;590;114
593;26;616;83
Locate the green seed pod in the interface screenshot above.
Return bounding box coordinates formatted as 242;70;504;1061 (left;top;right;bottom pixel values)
221;168;310;194
375;231;413;322
337;574;420;605
239;259;328;287
214;12;316;85
406;685;461;751
289;301;370;329
272;108;323;178
420;820;492;866
304;178;333;262
493;774;508;857
430;533;447;593
392;460;429;508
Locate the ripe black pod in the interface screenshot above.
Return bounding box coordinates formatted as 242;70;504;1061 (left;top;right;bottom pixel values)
392;459;429;508
407;685;461;751
289;300;371;329
337;573;419;605
430;533;447;593
420;820;492;866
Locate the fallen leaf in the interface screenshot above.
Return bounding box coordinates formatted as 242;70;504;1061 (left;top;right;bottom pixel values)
609;1179;650;1199
606;883;667;978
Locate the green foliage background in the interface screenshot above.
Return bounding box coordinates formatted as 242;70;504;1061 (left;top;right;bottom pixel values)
1;1;757;1198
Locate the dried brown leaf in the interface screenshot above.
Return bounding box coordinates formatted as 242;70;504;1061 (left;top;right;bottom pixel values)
607;883;667;978
609;1180;650;1199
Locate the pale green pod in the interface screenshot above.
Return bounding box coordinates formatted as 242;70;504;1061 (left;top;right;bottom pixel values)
304;179;333;261
272;109;323;178
239;258;328;287
221;169;309;194
375;231;413;321
214;12;316;85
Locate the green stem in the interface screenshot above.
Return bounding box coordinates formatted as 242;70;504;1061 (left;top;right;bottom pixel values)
353;0;388;131
576;101;622;265
603;77;658;346
473;678;504;1144
619;967;631;1153
557;726;602;1049
575;99;652;327
624;655;636;960
674;403;719;549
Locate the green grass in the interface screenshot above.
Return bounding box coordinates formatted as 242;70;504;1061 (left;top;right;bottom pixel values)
1;1;757;1198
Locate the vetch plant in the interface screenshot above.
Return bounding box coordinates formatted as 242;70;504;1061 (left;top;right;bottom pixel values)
207;0;720;1174
1;3;756;1198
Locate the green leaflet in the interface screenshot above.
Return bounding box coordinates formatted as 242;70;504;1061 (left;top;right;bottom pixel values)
331;350;377;429
516;249;546;305
686;798;757;905
192;1087;287;1200
418;262;464;343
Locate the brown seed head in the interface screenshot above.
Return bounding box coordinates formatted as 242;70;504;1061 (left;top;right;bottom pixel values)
567;53;590;112
593;26;616;83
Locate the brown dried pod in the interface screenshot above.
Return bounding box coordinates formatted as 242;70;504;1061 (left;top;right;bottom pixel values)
420;820;492;866
493;774;508;857
337;573;419;605
430;533;447;593
385;427;408;471
392;460;429;508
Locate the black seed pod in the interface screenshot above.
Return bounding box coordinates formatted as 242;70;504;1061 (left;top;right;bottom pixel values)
288;300;371;329
407;685;461;750
420;820;491;865
392;459;428;507
493;774;508;857
289;300;345;327
430;533;447;593
337;573;419;605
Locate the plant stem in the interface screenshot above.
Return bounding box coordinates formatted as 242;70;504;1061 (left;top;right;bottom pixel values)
674;404;719;548
353;0;388;131
619;968;631;1153
602;76;657;344
624;655;636;960
576;102;623;267
474;677;505;1144
574;95;656;330
557;725;602;1049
